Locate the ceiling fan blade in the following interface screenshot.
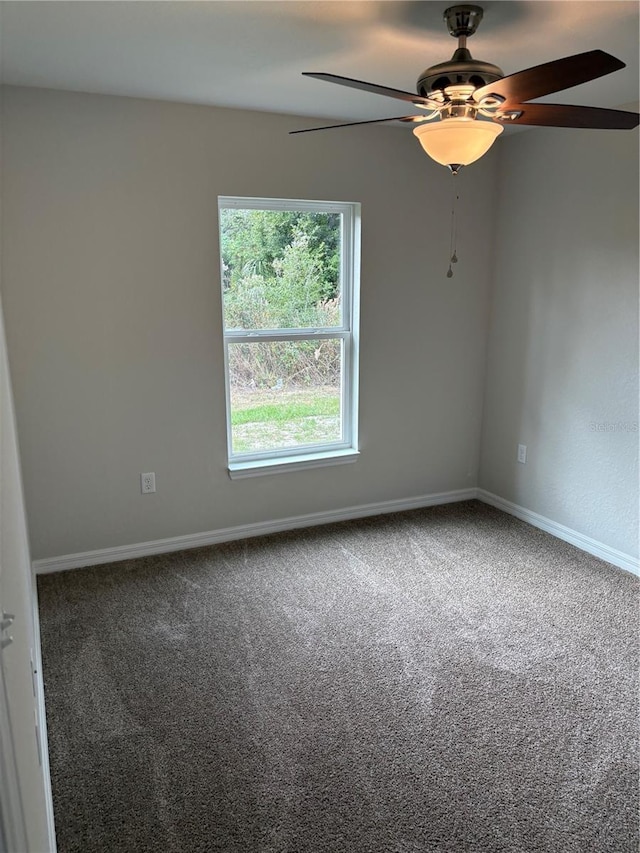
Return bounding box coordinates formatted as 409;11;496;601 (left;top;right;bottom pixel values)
302;72;436;108
290;116;423;135
495;103;639;129
474;50;625;105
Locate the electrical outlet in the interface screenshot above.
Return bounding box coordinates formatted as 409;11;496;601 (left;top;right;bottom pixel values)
517;444;527;464
141;472;156;494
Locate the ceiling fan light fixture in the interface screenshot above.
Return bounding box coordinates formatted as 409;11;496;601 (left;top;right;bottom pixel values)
413;117;503;170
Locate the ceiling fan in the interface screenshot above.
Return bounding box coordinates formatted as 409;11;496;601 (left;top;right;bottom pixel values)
291;4;639;174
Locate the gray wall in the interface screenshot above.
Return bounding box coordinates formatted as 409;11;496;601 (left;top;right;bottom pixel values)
1;86;497;560
479;122;639;557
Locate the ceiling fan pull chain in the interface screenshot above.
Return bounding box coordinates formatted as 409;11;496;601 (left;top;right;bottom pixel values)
447;172;459;278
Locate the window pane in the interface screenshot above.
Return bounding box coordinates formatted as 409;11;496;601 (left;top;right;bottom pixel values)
228;339;343;453
220;209;342;330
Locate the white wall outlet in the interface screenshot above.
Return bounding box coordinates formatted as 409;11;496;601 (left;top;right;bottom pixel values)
517;444;527;464
141;472;156;494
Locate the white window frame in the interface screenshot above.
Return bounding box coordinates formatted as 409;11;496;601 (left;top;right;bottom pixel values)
218;196;360;478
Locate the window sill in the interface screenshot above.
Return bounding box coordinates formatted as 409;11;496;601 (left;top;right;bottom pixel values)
228;448;359;479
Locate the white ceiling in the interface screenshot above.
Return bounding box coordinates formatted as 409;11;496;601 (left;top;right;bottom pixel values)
1;1;638;127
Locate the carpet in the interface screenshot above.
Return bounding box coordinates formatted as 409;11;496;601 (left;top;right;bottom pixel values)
37;500;639;853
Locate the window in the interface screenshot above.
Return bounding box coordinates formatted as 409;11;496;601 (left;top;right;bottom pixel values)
218;197;360;477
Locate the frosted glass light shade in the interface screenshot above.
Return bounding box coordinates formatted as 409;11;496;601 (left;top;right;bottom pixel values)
413;118;503;168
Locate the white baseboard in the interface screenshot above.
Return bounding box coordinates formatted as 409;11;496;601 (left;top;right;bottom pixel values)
477;489;639;576
32;487;638;578
32;487;477;574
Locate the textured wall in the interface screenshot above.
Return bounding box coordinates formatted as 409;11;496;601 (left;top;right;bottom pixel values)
1;86;497;560
479;122;639;557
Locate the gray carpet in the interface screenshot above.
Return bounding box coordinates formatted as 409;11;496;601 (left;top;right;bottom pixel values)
37;500;639;853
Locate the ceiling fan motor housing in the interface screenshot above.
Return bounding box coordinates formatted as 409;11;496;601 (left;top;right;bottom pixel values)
417;49;503;99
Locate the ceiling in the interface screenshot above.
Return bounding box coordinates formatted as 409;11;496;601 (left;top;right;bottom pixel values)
1;1;638;127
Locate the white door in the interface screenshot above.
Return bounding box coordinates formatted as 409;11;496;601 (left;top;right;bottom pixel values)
0;291;55;852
